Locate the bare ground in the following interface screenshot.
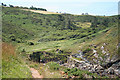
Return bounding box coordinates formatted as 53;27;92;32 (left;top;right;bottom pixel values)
30;68;43;78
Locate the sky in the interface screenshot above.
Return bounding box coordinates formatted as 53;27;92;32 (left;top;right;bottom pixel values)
1;0;119;16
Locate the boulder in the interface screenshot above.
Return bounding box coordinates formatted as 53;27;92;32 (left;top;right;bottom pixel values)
107;67;115;75
114;70;120;76
102;50;106;54
101;46;104;50
96;65;104;70
84;74;92;78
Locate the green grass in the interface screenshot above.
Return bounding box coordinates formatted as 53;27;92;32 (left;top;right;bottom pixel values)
64;68;108;78
2;6;119;78
74;22;91;28
26;61;63;78
2;43;32;78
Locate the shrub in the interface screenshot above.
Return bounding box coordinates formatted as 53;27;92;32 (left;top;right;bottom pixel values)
47;62;60;70
28;42;34;45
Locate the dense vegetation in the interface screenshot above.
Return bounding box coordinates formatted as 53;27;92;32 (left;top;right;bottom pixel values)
64;68;108;78
2;3;47;11
2;7;117;43
2;6;119;78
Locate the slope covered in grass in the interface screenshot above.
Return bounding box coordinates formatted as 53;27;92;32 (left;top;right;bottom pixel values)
2;6;119;78
2;7;117;43
2;43;32;78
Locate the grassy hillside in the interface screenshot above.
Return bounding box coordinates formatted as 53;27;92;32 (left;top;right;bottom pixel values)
2;7;117;43
2;7;119;78
2;43;32;78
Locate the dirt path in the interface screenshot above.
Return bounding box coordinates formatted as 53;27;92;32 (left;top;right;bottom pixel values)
30;68;43;78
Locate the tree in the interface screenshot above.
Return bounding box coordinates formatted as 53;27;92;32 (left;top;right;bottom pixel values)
1;3;7;6
1;3;4;6
85;13;89;15
82;13;84;15
9;4;14;7
30;6;47;11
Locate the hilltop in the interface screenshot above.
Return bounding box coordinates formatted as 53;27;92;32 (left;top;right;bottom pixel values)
22;9;61;14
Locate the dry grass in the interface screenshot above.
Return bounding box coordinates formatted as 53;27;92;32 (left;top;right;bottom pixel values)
2;42;16;60
75;22;91;28
22;9;60;14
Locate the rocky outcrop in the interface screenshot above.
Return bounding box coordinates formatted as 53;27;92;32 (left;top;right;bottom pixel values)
101;59;120;69
63;55;120;78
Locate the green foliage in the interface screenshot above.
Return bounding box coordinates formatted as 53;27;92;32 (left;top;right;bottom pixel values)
30;6;47;11
9;4;14;7
2;7;118;43
2;57;32;78
2;43;32;78
46;62;60;71
2;5;118;79
64;68;105;78
28;42;34;45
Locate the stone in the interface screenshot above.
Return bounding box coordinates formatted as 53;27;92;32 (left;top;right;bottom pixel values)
104;43;106;45
101;46;104;50
93;49;97;53
96;65;104;70
105;57;111;63
72;64;75;68
107;67;115;75
84;74;92;78
94;65;98;69
94;53;98;58
102;50;106;54
93;59;97;63
100;57;103;61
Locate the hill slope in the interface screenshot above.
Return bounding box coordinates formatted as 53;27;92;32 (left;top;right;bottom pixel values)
2;43;32;78
22;9;60;14
2;7;119;78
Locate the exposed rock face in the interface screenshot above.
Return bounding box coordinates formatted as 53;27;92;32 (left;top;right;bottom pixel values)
101;59;120;69
64;55;120;78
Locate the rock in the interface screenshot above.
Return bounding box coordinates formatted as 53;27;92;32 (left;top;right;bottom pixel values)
101;46;104;50
72;64;75;68
94;53;98;58
60;71;65;75
93;59;98;63
114;70;120;76
91;68;95;72
107;67;115;75
96;65;104;70
111;63;120;69
87;66;91;70
102;50;106;54
104;43;106;45
72;76;75;78
93;49;97;53
84;74;92;78
105;57;111;63
43;63;46;66
85;63;91;66
106;53;110;56
99;57;103;61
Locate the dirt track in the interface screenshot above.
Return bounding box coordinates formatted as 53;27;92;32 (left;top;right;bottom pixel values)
30;68;43;78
